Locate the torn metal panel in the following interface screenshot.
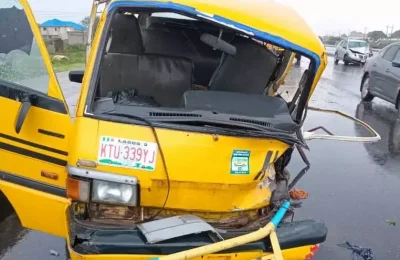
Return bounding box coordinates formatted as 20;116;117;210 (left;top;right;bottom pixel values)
137;215;223;244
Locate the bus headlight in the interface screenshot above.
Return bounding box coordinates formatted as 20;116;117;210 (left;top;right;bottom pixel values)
92;180;138;206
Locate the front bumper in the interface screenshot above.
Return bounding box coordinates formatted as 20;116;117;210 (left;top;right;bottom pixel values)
348;53;368;63
67;215;327;259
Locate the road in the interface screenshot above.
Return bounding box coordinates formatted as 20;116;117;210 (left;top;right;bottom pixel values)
1;57;400;259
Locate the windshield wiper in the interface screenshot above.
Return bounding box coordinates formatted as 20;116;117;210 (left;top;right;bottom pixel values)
151;117;280;133
202;125;301;145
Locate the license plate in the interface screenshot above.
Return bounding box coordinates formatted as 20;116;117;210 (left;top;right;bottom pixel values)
98;136;157;171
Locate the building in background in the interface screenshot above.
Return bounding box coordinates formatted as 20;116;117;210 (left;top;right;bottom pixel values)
40;19;87;45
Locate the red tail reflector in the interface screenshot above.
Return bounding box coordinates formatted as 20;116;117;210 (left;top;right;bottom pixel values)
306;244;320;259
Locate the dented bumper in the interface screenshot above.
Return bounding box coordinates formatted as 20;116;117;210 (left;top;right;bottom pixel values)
68;215;327;259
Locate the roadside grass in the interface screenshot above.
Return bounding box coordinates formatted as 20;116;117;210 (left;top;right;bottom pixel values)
51;44;85;72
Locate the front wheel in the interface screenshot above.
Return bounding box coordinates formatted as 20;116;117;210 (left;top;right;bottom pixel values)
344;54;349;65
361;76;374;102
334;52;339;64
396;95;400;118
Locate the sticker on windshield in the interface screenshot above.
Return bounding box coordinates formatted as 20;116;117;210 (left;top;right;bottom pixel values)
230;150;250;174
98;136;157;171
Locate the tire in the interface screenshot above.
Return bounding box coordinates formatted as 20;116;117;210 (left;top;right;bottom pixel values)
343;54;349;65
360;76;374;102
396;95;400;118
389;118;400;155
334;52;339;64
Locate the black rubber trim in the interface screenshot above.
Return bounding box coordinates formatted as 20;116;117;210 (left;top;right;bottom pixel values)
38;129;66;139
253;171;262;181
0;141;67;166
0;171;67;198
0;133;68;156
70;218;327;255
0;80;68;115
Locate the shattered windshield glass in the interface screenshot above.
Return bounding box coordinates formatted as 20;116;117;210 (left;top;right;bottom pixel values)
0;0;49;93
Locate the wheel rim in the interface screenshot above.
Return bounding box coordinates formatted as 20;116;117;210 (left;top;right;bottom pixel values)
361;78;370;99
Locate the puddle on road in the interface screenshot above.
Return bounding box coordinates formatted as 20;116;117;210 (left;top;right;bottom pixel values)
0;214;66;260
0;214;28;258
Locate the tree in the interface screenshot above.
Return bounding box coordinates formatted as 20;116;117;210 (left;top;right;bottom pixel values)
341;34;347;38
367;31;387;41
80;16;90;27
326;36;342;45
391;30;400;39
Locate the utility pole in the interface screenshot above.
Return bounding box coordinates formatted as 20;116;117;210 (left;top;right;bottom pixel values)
386;25;389;38
364;27;367;40
389;25;394;42
386;25;394;37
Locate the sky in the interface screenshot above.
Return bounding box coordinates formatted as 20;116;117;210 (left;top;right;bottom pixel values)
26;0;400;36
275;0;400;36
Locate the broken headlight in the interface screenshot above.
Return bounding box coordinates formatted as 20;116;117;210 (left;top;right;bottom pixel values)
92;180;138;206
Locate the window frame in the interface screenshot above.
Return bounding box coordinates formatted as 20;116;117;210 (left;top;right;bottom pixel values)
382;45;400;62
392;47;400;62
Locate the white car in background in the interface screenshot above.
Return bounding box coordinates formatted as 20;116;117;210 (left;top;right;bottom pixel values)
335;39;373;66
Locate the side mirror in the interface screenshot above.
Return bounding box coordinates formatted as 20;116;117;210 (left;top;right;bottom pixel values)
392;61;400;68
69;70;84;83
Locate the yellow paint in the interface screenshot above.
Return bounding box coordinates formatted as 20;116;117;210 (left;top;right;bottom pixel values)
0;0;73;237
1;0;327;259
67;246;313;260
68;118;288;212
0;181;70;237
152;222;279;260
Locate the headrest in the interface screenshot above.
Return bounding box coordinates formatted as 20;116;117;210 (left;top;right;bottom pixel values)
108;13;144;54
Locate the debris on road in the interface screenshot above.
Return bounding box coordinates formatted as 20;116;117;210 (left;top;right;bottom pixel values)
289;189;309;200
338;241;373;260
386;220;396;226
50;249;60;257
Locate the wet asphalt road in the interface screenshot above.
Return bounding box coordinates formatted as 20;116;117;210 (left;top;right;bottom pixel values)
1;56;400;260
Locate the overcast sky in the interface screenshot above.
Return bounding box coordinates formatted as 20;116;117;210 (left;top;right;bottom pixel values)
275;0;400;36
28;0;400;36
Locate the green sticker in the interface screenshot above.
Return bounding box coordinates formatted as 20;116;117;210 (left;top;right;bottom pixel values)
230;150;250;174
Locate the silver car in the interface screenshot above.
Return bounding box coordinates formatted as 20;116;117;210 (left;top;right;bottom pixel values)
335;39;373;66
360;42;400;112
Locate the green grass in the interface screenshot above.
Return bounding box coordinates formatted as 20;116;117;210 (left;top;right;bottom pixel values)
51;44;86;72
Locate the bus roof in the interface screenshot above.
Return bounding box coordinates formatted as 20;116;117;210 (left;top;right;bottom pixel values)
108;0;325;62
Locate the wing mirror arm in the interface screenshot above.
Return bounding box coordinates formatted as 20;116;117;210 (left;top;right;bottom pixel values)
15;93;36;134
302;107;381;143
